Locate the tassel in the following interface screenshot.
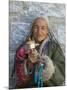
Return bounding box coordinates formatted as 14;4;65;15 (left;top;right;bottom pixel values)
34;65;38;83
38;63;44;87
34;63;44;87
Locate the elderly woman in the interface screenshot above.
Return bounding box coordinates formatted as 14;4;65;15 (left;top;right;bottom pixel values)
14;17;65;88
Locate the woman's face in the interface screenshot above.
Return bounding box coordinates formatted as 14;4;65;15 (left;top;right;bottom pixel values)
32;18;48;42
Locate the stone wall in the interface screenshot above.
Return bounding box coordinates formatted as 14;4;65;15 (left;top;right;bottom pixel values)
9;1;66;88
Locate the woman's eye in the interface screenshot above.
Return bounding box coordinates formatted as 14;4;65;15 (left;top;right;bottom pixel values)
41;26;48;30
42;27;45;30
33;26;38;30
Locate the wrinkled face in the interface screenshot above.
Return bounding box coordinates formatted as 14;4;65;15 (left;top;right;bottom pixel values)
32;18;48;42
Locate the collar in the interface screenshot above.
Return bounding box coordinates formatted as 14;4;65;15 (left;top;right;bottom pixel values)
39;37;49;55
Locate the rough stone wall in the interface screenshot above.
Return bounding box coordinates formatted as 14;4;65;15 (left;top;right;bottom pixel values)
9;1;66;88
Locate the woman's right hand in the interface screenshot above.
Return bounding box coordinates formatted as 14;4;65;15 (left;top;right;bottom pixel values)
28;48;39;63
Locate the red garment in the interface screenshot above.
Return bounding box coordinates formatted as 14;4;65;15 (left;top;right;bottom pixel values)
16;47;33;86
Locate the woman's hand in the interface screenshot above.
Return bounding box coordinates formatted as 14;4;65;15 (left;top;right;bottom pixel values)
28;48;38;63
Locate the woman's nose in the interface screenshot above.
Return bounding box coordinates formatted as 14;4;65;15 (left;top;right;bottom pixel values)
37;28;42;34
